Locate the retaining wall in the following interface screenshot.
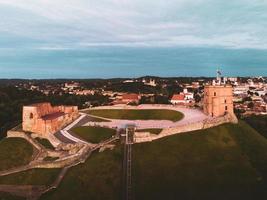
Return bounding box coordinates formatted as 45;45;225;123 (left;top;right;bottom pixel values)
134;114;238;143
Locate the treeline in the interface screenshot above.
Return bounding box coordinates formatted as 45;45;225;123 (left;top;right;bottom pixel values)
0;86;110;139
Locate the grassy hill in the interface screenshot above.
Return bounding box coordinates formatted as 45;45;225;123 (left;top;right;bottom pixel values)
71;126;116;143
133;121;267;200
244;115;267;139
86;109;184;122
2;121;267;200
0;138;33;171
42;146;123;200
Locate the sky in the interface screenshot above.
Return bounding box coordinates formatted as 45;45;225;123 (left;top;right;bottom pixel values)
0;0;267;78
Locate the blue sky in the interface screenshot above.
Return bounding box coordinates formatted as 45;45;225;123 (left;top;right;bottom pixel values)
0;0;267;78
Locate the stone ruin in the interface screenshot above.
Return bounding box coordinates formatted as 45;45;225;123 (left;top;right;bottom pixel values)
22;102;79;137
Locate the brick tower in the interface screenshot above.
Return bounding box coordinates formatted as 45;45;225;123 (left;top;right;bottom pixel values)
203;84;234;117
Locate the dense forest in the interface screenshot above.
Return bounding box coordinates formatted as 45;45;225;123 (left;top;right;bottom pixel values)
0;86;110;139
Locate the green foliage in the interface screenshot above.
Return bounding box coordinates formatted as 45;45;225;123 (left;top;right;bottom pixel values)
71;126;116;143
0;138;33;171
87;109;184;122
0;86;110;138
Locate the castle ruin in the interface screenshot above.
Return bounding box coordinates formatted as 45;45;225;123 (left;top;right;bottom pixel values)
22;102;79;137
203;84;234;117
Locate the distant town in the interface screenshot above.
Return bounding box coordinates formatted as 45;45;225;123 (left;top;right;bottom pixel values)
0;73;267;200
3;75;266;117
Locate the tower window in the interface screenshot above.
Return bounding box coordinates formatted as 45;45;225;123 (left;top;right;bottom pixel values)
214;92;216;96
224;99;227;103
225;106;228;111
29;113;34;119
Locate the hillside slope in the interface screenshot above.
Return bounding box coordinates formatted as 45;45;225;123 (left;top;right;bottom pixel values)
133;121;267;200
2;121;266;200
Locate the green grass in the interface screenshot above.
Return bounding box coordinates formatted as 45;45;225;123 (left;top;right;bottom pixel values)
0;193;25;200
71;126;116;143
41;146;122;200
2;121;266;200
244;115;267;139
88;116;110;122
35;138;54;149
43;157;59;162
136;129;162;135
133;121;267;200
0;138;33;171
86;109;184;122
0;168;60;186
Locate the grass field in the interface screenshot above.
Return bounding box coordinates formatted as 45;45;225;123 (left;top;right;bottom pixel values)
2;121;267;200
88;116;110;122
133;121;267;200
86;109;184;121
244;115;267;139
35;138;54;150
136;129;162;134
0;138;33;171
71;126;116;143
0;192;24;200
0;168;60;186
41;146;122;200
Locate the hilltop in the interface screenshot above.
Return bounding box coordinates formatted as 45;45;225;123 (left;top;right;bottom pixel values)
21;121;266;200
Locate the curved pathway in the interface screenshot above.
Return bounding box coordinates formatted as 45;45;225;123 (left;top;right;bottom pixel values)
83;105;210;129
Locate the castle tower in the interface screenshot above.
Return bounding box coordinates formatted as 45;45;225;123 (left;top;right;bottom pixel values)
203;84;234;117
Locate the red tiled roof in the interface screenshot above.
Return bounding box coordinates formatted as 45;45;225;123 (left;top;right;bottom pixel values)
122;93;139;100
171;94;185;101
42;112;65;120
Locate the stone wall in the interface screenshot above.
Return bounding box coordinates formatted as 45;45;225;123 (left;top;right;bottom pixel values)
22;102;79;137
134;113;238;143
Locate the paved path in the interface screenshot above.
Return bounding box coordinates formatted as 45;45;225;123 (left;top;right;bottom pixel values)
84;105;209;129
56;113;90;144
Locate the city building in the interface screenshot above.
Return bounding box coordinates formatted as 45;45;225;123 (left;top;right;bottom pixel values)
170;89;194;105
22;102;79;137
143;78;157;87
170;94;185;104
121;93;140;104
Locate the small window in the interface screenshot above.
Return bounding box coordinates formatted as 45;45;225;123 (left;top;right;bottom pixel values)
30;113;34;119
224;99;227;103
225;106;228;111
214;92;216;96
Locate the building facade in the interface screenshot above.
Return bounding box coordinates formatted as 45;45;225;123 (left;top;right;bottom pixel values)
22;102;79;137
203;85;234;117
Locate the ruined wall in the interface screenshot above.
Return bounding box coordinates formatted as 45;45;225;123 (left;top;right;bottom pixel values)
22;103;79;137
134;113;238;143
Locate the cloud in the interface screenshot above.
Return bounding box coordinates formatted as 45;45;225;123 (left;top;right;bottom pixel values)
0;0;267;49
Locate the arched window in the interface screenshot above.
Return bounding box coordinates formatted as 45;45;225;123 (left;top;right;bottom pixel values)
29;113;34;119
214;92;216;96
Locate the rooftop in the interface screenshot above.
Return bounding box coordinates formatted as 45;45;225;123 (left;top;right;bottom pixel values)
42;112;65;120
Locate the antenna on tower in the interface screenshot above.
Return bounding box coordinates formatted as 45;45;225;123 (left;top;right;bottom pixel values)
216;69;222;85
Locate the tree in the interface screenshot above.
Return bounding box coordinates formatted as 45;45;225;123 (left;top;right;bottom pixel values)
247;102;254;109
